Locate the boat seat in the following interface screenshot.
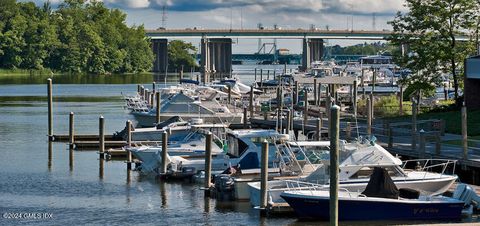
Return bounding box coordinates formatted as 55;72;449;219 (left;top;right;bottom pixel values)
399;188;420;199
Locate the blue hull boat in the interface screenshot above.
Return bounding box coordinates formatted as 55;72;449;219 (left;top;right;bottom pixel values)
281;190;464;221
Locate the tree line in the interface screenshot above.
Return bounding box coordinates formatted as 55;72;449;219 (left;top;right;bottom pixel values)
389;0;480;102
0;0;154;74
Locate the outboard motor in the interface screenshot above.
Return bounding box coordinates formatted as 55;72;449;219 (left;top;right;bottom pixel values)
214;174;235;200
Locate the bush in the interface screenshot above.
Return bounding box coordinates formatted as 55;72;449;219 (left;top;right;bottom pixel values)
358;95;407;117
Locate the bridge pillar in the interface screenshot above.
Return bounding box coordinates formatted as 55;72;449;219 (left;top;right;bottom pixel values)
302;38;324;71
201;38;232;83
151;39;168;73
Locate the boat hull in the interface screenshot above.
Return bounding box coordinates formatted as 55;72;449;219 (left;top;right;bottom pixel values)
132;112;242;127
281;193;464;221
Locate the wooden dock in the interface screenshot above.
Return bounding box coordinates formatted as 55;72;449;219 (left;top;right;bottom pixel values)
52;134;120;142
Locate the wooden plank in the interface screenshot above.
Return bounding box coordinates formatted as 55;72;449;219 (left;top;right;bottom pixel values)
74;141;127;149
53;134;119;142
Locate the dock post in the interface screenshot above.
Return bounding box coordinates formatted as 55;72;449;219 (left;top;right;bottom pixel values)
137;84;141;94
150;92;154;107
419;130;426;158
243;107;248;129
399;85;404;116
276;108;282;133
204;132;213;196
353;80;358;117
69;112;75;149
435;132;441;155
361;69;366;99
462;103;468;159
318;83;322;106
369;93;374;121
126;120;132;170
303;88;308;135
286;110;291;134
267;70;270;80
156;92;161;124
227;85;231;104
293;81;299;105
346;122;351;141
290;107;295;132
316;118;321;141
326;95;331;120
367;98;372;136
412;99;417;151
329;105;340;226
444;84;448;100
313;79;318;106
260;140;269;214
99;116;105;159
144;89;149;104
161;131;168;174
388;127;393;148
254;68;257;82
260;69;263;87
249;86;254;119
152;82;156;92
47;78;53;141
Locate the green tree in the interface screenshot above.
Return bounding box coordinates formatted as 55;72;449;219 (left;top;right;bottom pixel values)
388;0;479;102
167;40;197;72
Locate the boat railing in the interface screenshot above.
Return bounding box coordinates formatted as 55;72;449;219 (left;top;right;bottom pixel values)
401;159;457;179
283;179;357;197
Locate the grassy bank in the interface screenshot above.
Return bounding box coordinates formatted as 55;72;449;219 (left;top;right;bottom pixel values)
387;109;480;136
0;68;54;76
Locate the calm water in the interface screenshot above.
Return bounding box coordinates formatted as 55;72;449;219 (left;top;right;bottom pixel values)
0;68;476;225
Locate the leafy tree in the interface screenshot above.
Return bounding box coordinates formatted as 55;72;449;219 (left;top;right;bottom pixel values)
388;0;479;103
167;40;197;72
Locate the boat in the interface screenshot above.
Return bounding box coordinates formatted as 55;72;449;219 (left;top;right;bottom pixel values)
280;167;475;221
128;125;226;173
131;89;243;127
248;138;458;207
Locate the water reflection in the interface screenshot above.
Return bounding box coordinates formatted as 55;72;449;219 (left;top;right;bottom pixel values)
99;155;104;179
203;197;211;213
69;147;74;171
48;141;53;171
159;180;167;208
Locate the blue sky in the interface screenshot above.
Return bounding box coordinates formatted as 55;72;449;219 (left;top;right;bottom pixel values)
29;0;406;53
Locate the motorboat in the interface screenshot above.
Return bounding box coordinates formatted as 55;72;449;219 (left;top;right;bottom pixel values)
248;138;458;207
281;167;477;221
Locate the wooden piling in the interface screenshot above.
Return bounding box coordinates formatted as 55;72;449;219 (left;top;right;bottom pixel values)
290;107;294;132
144;89;149;104
69;112;74;148
152;82;156;92
260;140;269;212
286;110;291;134
137;84;141;93
419;130;426;158
254;68;257;82
412;99;417;151
329;105;340;226
367;98;372;136
99;116;105;159
462;103;468;159
277;108;282;133
156;92;161;124
161;131;168;173
316;118;321;141
267;70;270;80
126;120;132;170
346;122;351;141
353;80;358;117
204;132;213;196
318;83;322;106
150;92;154;107
249;86;254;119
399;85;404;116
227;85;231;104
47;78;53;140
369;93;374;121
243;107;248;129
313;79;318;106
303;88;308;135
260;70;263;87
361;69;366;99
294;81;299;105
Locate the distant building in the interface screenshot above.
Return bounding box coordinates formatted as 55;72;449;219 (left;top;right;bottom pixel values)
277;48;289;55
465;55;480;109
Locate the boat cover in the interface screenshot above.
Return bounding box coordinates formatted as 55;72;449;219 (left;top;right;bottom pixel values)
156;116;183;129
361;167;399;199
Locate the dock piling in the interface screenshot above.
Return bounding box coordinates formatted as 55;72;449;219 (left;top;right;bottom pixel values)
254;68;257;82
329;105;340;226
227;85;231;104
152;82;156;92
367;98;372;136
316;118;321;141
204;132;212;196
399;85;404;116
161;131;168;174
249;86;254;119
353;80;358;117
412;99;417;151
126;120;132;170
462;103;468;159
99;116;105;159
303;88;308;135
69;112;74;148
243;107;248;129
346;122;351;141
260;140;269;214
47;78;53;140
313;79;318;106
156;92;161;124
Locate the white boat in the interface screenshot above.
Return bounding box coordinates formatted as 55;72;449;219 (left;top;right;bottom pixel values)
248;139;458;207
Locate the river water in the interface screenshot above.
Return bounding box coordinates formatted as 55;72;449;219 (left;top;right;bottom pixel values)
0;66;476;225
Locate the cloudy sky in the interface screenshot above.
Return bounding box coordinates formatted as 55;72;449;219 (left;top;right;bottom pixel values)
29;0;407;53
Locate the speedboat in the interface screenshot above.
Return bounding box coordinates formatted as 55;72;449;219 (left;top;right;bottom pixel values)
281;167;477;221
248;138;458;207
